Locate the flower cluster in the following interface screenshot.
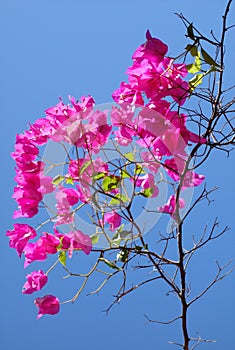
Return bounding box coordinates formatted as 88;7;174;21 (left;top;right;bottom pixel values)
113;30;188;106
7;30;206;319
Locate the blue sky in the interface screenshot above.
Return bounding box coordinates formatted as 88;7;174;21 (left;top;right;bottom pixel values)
1;0;235;349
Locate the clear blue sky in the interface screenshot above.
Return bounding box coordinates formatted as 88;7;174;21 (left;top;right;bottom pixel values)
1;1;235;349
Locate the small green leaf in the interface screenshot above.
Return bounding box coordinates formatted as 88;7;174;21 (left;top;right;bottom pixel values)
66;177;74;185
135;164;145;175
186;53;201;74
120;230;131;239
57;236;64;251
111;224;125;241
185;44;194;51
112;228;131;242
110;193;129;205
102;175;121;192
190;46;198;57
93;172;106;180
115;224;125;235
80;160;92;175
116;249;129;263
135;246;143;253
120;169;131;179
187;23;195;40
52;175;64;185
124;152;134;162
189;73;204;91
59;251;66;267
99;257;121;270
201;47;219;67
139;187;155;198
91;234;100;244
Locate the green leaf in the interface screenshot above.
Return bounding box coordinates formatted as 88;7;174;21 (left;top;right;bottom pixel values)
135;246;143;253
80;160;92;175
111;224;124;239
93;172;106;180
189;73;204;91
185;44;194;51
110;193;129;205
124;152;134;162
66;177;74;185
59;251;66;267
190;46;198;57
116;249;129;263
185;44;198;57
139;187;155;198
115;224;125;235
52;175;64;185
102;175;121;192
135;164;145;175
201;48;219;67
112;228;131;242
120;169;131;179
187;23;195;40
186;53;201;74
91;234;100;244
99;257;121;270
57;236;64;251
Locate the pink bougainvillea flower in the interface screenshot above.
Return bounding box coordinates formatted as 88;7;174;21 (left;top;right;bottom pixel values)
63;188;79;206
112;82;144;105
135;173;159;198
55;231;71;250
39;233;60;254
103;212;122;232
164;158;205;189
164;158;184;182
111;105;134;126
68;158;89;181
170;80;189;106
158;195;185;218
68;230;92;256
22;270;48;294
24;241;48;268
114;125;134;146
23;233;60;266
11;134;39;166
13;161;45;219
6;224;37;257
140;151;161;173
34;295;60;319
25;118;54;145
55;187;80;225
132;30;168;65
69;95;95;113
39;176;55;194
183;172;205;189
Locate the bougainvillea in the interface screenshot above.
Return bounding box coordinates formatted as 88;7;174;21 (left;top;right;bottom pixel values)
7;30;206;319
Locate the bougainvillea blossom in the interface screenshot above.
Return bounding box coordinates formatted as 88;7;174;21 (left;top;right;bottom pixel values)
6;29;207;318
103;212;122;232
34;295;60;319
6;224;37;257
22;270;48;294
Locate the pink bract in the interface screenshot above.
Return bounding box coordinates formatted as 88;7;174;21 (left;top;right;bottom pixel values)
158;195;185;218
22;270;48;294
132;30;168;65
68;230;92;256
34;295;60;319
6;223;37;257
103;212;122;232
